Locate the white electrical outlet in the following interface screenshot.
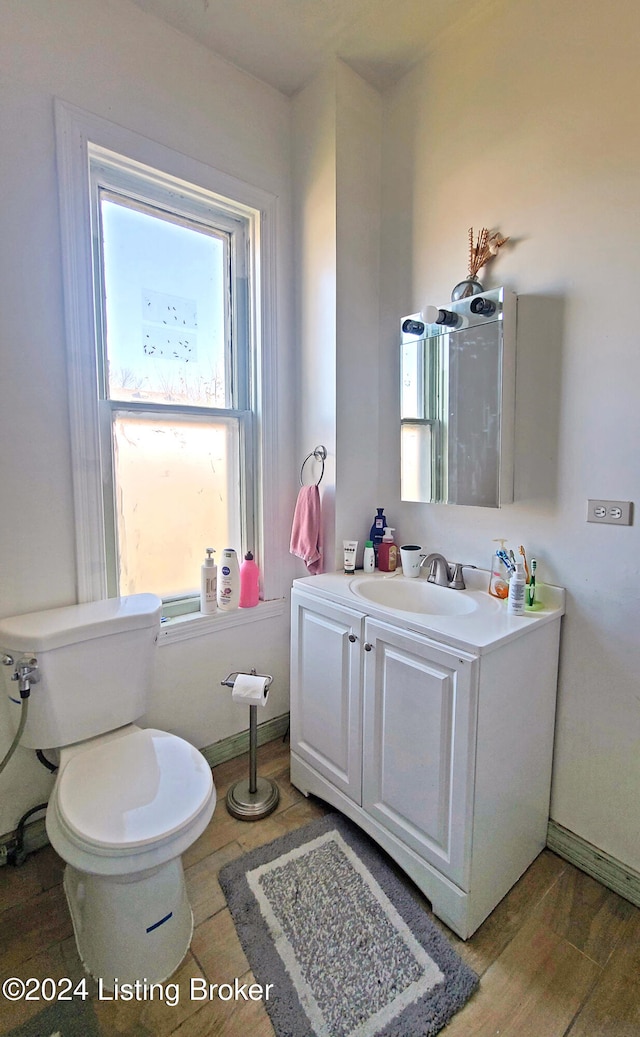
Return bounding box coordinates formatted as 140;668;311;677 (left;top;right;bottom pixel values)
587;500;633;525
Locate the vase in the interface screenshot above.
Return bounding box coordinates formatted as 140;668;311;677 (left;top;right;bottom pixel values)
451;277;484;302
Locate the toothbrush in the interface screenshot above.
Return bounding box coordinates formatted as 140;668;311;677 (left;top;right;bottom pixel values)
497;549;515;574
496;548;516;574
519;545;530;583
528;558;537;607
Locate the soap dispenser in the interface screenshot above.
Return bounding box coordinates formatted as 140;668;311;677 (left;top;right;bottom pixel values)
200;548;217;615
377;528;398;572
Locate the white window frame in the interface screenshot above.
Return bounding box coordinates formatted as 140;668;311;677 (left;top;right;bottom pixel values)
91;153;255;611
55;100;283;631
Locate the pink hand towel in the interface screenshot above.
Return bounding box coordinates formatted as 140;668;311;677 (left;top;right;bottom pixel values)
290;484;323;574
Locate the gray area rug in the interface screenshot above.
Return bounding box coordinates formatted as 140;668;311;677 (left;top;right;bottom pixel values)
219;813;478;1037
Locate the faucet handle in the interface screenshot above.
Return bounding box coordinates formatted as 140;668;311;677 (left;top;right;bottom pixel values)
449;563;477;590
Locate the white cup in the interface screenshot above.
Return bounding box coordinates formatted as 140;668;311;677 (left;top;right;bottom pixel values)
400;545;424;578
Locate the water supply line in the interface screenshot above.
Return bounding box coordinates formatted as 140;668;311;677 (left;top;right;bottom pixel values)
8;802;48;867
0;654;39;776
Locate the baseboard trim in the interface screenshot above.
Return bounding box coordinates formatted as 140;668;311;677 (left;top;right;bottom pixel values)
200;712;290;770
0;715;290;864
547;819;640;908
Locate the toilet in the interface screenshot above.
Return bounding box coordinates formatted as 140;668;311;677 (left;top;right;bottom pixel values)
0;593;216;987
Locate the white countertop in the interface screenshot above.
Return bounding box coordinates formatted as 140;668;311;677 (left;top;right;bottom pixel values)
292;568;565;655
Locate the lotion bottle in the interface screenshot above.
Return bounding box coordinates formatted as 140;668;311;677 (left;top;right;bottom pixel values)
369;508;387;561
200;548;217;615
363;540;375;573
239;551;260;608
217;548;240;611
377;528;398;573
507;561;526;615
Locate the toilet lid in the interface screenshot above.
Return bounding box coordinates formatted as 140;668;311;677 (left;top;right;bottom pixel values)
57;728;213;850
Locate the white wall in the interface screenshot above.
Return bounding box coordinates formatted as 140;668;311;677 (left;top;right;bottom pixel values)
293;60;382;574
292;66;338;571
378;0;640;870
0;0;295;833
335;63;382;569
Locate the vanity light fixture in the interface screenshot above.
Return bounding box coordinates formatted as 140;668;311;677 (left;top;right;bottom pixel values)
402;317;426;335
425;305;460;327
470;296;497;317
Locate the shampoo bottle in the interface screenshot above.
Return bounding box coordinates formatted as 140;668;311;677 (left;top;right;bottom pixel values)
239;551;260;608
217;548;240;611
377;528;398;573
507;561;526;615
363;540;375;573
200;548;217;615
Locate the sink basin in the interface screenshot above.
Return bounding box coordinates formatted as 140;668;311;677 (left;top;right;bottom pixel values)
350;576;478;616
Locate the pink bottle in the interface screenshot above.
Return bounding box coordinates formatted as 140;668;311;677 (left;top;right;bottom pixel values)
239;551;260;607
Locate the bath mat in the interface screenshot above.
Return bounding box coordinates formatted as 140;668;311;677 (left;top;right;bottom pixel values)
219;813;478;1037
3;993;100;1037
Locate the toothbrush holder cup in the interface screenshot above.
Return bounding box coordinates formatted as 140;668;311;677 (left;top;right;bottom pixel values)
400;545;425;578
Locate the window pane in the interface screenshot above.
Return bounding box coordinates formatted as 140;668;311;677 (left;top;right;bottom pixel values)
101;197;228;407
401;423;433;503
112;413;241;599
401;339;425;420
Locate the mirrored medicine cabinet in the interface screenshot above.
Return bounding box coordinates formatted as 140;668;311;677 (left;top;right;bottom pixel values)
400;287;517;508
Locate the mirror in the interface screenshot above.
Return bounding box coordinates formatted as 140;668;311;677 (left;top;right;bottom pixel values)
401;287;516;507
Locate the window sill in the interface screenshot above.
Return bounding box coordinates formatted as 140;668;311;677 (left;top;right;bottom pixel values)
157;597;286;645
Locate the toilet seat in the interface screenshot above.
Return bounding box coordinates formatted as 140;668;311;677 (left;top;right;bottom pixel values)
57;727;213;851
46;726;216;876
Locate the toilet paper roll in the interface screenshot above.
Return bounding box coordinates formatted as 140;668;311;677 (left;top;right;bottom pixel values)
231;673;270;707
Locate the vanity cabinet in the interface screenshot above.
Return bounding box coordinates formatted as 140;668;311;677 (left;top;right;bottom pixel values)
361;618;475;890
290;583;562;939
290;595;364;804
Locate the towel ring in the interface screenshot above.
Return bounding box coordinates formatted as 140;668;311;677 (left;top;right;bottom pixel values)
300;445;327;486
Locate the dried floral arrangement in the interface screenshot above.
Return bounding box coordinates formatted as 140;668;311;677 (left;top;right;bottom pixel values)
467;227;509;279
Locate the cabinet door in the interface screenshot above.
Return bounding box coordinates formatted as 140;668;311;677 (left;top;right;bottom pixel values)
362;619;477;888
290;591;364;803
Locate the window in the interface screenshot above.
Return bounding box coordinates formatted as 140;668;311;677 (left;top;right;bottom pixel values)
90;153;254;613
56;103;279;621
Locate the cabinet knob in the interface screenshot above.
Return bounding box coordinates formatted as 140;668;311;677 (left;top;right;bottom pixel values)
364;642;373;651
348;633;357;643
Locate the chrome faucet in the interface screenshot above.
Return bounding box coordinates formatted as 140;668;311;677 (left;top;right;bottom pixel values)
420;553;452;586
420;554;476;590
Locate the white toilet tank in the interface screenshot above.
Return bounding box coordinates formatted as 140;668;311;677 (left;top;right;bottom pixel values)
0;594;162;750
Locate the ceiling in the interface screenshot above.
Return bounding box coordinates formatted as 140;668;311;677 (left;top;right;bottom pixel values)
128;0;474;96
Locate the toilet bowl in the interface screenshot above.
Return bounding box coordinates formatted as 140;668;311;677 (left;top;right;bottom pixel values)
0;593;216;987
46;724;216;985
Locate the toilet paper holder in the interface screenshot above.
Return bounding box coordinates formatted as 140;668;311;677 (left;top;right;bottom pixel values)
220;669;279;821
220;670;273;691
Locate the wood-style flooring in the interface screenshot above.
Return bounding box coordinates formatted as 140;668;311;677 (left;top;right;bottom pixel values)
1;737;639;1036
